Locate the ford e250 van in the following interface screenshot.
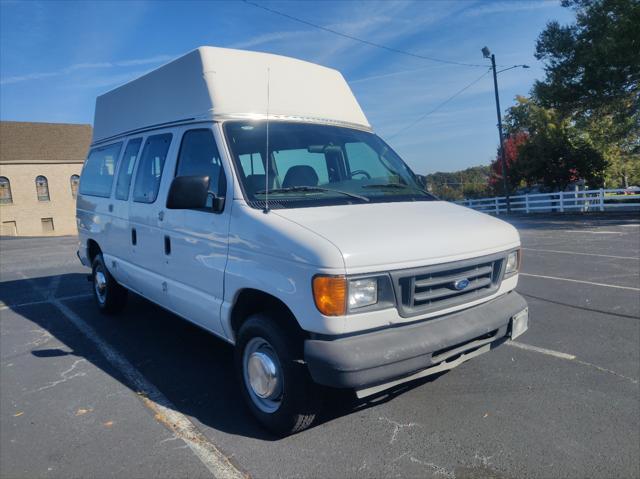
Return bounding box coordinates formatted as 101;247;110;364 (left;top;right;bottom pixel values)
77;47;528;435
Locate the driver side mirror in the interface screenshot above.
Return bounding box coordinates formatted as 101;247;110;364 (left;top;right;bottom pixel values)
167;175;225;213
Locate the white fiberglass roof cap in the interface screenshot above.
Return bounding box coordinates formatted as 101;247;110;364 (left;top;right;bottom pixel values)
92;46;370;143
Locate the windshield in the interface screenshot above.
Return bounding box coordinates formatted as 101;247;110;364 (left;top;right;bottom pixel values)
223;121;435;209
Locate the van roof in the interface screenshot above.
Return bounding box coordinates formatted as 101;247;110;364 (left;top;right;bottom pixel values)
92;46;371;143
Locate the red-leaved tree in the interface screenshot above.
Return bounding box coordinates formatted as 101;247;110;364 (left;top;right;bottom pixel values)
489;131;529;193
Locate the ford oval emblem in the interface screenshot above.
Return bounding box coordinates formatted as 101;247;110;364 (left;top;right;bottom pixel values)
453;278;470;291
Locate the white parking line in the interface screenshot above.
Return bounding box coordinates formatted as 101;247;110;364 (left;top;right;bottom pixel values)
507;341;576;360
522;248;639;261
508;341;638;385
565;230;624;234
0;294;92;312
51;299;246;479
519;273;640;291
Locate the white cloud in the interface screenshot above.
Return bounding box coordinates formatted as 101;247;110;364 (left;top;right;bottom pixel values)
0;54;175;85
115;54;175;67
462;0;558;18
228;30;309;49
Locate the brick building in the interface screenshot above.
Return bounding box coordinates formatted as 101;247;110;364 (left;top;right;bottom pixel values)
0;121;92;236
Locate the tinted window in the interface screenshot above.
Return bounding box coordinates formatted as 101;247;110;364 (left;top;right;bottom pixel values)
132;134;172;203
115;138;142;200
79;142;123;197
176;129;226;207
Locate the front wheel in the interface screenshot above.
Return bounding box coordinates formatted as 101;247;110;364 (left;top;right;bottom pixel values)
235;314;322;436
91;253;128;314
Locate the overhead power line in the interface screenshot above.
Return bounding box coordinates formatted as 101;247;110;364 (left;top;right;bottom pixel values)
387;68;492;139
243;0;488;68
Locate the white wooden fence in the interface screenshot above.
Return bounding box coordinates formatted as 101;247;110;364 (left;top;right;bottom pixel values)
455;188;640;215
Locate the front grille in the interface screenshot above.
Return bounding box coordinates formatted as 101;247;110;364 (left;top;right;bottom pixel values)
391;252;506;317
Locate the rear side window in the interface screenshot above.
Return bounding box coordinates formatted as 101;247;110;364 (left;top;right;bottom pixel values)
132;134;172;203
115;138;142;200
79;142;123;197
176;129;226;207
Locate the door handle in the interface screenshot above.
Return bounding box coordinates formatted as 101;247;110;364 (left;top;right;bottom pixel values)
164;235;171;255
108;203;114;213
158;210;165;221
131;228;137;246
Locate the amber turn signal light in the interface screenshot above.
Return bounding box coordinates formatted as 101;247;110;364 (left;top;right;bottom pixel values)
312;275;347;316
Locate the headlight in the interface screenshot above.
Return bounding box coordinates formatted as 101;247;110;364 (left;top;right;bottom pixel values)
313;274;395;316
505;249;520;276
348;278;378;310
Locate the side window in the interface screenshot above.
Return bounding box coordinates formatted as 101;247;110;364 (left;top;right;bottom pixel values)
345;142;394;180
176;129;226;208
115;138;142;200
0;177;12;204
132;133;172;204
273;149;329;185
70;175;80;199
79;142;123;197
35;175;50;201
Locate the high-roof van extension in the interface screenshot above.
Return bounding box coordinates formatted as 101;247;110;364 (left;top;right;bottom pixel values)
77;47;528;435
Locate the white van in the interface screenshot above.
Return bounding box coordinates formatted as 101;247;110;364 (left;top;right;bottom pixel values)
77;47;528;435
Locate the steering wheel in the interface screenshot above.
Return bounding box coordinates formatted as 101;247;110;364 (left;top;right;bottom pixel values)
351;170;371;179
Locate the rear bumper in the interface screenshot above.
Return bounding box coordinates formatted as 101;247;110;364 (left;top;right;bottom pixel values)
304;291;527;392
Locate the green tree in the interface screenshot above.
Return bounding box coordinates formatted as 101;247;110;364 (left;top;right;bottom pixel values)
425;165;491;200
501;96;607;190
533;0;640;187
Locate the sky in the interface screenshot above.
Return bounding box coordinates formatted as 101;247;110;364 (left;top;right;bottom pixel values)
0;0;574;174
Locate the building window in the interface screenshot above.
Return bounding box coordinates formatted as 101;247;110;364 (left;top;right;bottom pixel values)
0;177;12;204
35;175;50;201
1;221;17;236
41;217;54;233
70;174;80;199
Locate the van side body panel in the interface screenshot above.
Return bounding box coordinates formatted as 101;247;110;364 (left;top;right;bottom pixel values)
125;130;176;306
220;201;346;339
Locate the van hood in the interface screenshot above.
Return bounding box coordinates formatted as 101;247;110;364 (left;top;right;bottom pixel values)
273;201;520;273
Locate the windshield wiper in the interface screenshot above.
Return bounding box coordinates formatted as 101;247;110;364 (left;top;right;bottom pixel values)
256;186;369;202
362;183;435;198
362;183;410;189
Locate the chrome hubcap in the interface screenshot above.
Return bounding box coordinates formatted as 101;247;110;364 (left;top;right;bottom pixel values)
248;351;279;398
242;337;282;413
94;270;107;304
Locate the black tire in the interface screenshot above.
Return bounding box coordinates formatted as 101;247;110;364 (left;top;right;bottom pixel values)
91;253;128;314
235;314;322;436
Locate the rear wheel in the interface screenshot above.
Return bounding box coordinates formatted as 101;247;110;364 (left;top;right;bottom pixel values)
235;314;322;436
91;253;127;314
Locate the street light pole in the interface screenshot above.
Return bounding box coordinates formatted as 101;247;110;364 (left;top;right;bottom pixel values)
484;50;510;213
482;47;530;214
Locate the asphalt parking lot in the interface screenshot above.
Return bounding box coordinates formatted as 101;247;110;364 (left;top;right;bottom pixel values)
1;213;639;479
